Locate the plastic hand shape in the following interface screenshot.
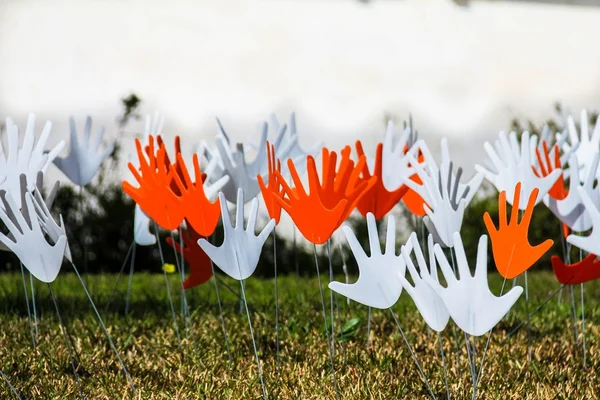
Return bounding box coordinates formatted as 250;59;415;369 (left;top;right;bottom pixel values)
419;138;484;207
166;226;212;289
257;141;285;224
403;150;473;247
532;141;568;200
483;182;554;279
28;174;73;261
197;190;275;280
1;114;65;208
354;141;408;220
381;120;417;192
53;116;114;186
214;136;261;202
122;137;184;231
552;254;600;285
566;187;600;256
172;152;229;237
153;136;185;194
268;112;324;178
561;110;600;181
423;233;523;336
475;131;561;209
328;213;405;309
398;233;450;332
544;154;600;232
316;146;376;221
0;190;67;282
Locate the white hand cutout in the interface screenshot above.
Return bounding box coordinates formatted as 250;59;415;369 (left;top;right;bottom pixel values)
381;120;417;192
1;114;65;208
215;136;261;202
0;190;67;283
197;189;275;280
475;131;561;209
328;213;406;309
544;154;600;232
53;116;115;186
423;232;523;336
561;110;600;181
566;186;600;256
398;233;450;332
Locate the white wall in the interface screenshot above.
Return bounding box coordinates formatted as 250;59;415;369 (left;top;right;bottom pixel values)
1;0;599;175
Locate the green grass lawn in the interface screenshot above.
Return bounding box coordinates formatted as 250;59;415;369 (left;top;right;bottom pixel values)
0;270;598;399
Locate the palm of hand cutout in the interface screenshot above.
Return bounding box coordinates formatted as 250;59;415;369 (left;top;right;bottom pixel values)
355;141;408;220
399;233;449;332
0;190;67;283
215;136;261;202
122;136;184;231
552;254;600;285
257;141;285;223
328;213;405;309
544;154;599;232
1;114;65;208
198;190;275;280
29;174;72;262
404;146;476;247
484;182;554;279
172;153;229;237
424;233;523;336
166;226;212;289
53;116;115;186
566;187;600;256
476;131;561;209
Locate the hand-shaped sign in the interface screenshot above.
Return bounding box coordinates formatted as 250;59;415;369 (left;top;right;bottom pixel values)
172;153;229;237
257;141;285;224
381;120;417;192
398;233;449;332
423;233;523;336
166;226;212;289
123;137;184;231
566;187;600;256
53;116;115;186
198;189;275;280
560;110;600;181
532;141;568;201
476;131;561;209
543;154;599;232
215;136;262;202
552;254;600;285
1;114;65;208
484;182;554;279
354;141;408;220
0;190;67;282
328;213;405;309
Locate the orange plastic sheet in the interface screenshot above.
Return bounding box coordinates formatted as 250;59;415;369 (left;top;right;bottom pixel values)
552;254;600;285
257;141;284;224
271;147;374;244
123;136;184;231
484;182;554;279
354;141;408;220
165;226;212;289
172;153;222;237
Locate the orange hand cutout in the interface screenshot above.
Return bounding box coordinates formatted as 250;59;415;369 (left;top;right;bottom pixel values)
483;182;554;279
272;156;349;245
171;153;222;237
532;141;567;200
151;135;186;195
315;146;376;221
123;136;184;231
165;226;212;289
257;141;284;224
552;254;600;285
354;141;408;220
